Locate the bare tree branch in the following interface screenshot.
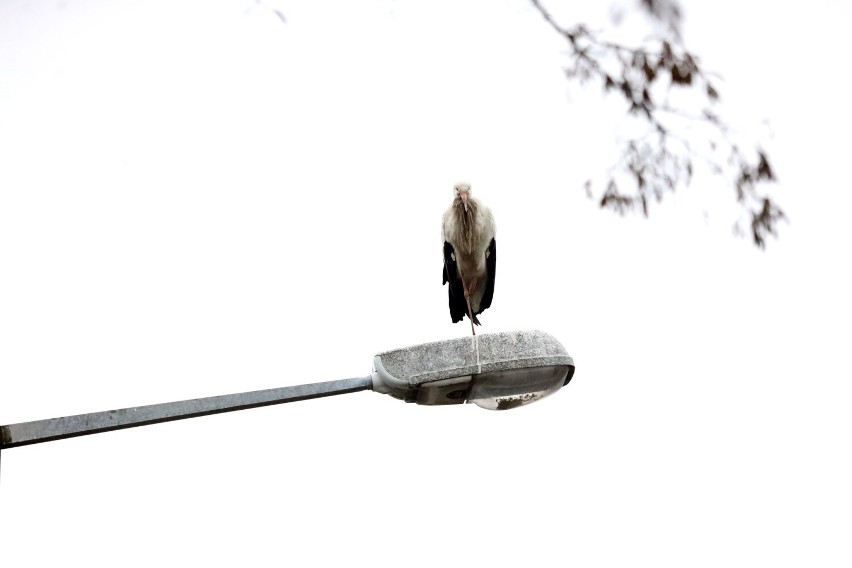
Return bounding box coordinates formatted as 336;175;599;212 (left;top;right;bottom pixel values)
531;0;783;248
245;0;287;24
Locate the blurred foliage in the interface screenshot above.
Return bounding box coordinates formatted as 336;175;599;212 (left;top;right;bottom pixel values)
531;0;783;248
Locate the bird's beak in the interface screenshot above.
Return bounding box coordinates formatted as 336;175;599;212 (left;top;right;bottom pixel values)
460;192;468;212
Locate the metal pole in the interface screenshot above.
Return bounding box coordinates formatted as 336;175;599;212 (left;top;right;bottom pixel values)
0;376;373;450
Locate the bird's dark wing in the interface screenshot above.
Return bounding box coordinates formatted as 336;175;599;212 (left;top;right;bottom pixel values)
442;243;450;285
476;237;496;316
443;241;468;323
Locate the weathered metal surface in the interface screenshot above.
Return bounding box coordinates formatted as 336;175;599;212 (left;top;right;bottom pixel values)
372;330;575;403
0;376;373;449
375;330;574;386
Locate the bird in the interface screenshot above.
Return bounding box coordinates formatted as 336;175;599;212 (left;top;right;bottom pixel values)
442;182;496;336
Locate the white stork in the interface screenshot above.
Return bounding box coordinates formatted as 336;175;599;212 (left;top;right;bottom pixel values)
442;182;496;336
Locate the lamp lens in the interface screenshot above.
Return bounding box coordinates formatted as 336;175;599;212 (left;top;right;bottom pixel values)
468;365;570;410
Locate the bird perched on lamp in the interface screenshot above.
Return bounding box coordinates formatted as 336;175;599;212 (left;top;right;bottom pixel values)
442;182;496;336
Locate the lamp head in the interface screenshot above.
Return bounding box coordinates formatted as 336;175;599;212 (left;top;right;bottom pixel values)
371;330;575;410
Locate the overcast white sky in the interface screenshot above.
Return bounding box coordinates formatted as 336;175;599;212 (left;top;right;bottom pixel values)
2;0;851;566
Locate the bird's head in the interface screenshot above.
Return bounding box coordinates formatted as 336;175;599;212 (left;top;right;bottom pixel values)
454;182;471;213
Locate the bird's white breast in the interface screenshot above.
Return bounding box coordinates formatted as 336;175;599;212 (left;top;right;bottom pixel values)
442;198;495;276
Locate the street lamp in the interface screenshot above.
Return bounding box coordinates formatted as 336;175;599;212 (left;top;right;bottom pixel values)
0;330;575;457
372;329;574;409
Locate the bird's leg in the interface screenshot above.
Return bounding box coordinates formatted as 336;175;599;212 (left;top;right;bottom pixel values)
458;268;476;336
468;276;478;293
465;277;479;335
466;293;475;336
